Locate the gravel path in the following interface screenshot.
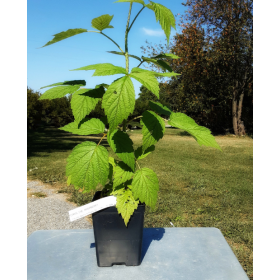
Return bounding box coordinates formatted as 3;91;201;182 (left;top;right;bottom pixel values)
27;181;92;237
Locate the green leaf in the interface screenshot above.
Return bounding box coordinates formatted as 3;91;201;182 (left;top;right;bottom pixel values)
149;101;172;116
71;63;127;76
100;116;108;126
71;89;101;123
141;110;165;152
99;83;110;89
107;51;142;62
59;118;105;135
39;85;81;100
111;188;139;226
168;112;222;151
156;72;181;77
114;0;145;5
108;129;135;171
108;157;116;182
40;80;86;89
130;71;159;98
67;175;72;186
113;162;134;188
79;85;106;99
146;2;176;45
152;53;180;59
131;167;159;208
102;76;135;131
41;28;88;47
130;67;153;74
130;67;179;78
142;56;172;72
66;142;109;191
134;145;155;160
91;14;114;31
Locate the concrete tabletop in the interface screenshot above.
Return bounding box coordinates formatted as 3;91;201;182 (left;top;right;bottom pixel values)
27;227;249;280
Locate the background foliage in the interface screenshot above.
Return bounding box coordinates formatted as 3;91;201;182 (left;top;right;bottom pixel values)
141;0;253;135
27;87;74;129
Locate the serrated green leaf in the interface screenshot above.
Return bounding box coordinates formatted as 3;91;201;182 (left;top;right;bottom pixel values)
99;83;110;89
130;67;153;74
59;118;105;135
142;56;172;72
71;63;127;76
131;167;159;208
40;80;86;89
102;76;135;131
134;145;155;160
39;85;81;100
66;142;109;191
113;162;134;188
91;14;114;31
141;110;165;152
109;157;116;168
107;51;142;62
146;2;176;45
111;188;139;226
67;175;72;186
168;112;222;151
149;101;172;116
130;67;179;78
71;89;101;123
152;53;180;59
130;71;159;98
41;28;88;47
108;156;116;182
108;129;135;171
79;85;106;99
156;72;181;77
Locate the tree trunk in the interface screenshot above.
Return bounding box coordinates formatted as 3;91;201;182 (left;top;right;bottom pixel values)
232;80;246;136
237;92;245;136
232;80;238;135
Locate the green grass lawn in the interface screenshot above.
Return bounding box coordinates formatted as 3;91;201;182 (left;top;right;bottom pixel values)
27;126;253;279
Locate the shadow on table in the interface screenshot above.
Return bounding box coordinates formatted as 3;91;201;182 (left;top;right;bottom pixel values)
141;228;165;262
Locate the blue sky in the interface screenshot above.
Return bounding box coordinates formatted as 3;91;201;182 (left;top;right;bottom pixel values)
27;0;186;97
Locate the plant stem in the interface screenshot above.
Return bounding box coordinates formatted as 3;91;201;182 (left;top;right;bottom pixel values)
125;3;133;72
100;32;124;53
127;115;143;125
136;160;141;170
128;6;145;33
136;61;144;68
97;133;107;146
122;120;127;132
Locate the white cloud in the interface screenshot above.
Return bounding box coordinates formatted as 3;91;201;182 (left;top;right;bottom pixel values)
142;28;164;36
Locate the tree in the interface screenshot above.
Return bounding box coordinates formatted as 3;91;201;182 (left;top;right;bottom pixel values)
142;0;253;135
130;84;172;127
181;0;253;135
27;87;43;129
27;87;74;129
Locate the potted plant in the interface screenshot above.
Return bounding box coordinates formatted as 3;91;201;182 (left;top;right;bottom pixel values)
39;0;221;267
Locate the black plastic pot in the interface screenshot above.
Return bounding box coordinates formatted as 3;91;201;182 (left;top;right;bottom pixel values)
92;191;145;267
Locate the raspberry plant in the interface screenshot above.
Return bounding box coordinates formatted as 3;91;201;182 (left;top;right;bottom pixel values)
39;0;221;226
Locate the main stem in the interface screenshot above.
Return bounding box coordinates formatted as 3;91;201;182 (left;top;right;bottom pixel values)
122;3;133;133
125;3;133;73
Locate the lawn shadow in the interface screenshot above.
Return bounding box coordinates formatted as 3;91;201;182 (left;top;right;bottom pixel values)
27;126;109;158
141;228;165;262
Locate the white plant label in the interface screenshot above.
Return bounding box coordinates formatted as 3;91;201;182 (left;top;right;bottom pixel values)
69;196;117;222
